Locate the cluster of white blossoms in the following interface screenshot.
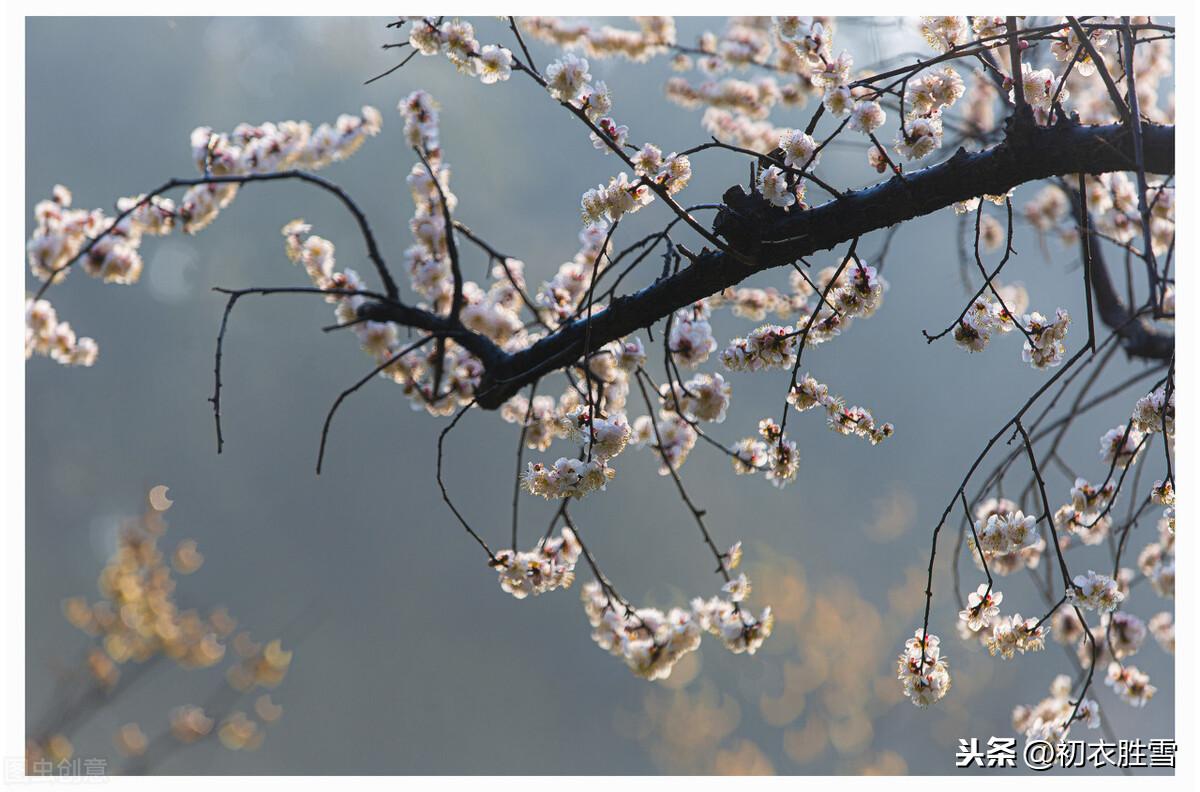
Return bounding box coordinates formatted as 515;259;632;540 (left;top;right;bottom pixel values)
546;52;593;102
488;527;581;599
1106;610;1147;659
1053;477;1116;546
1050;20;1112;77
778;19;892;156
1137;513;1175;599
757;165;802;209
1070;477;1117;516
1132;385;1175;437
730;437;769;475
691;594;775;654
1013;675;1101;746
952;290;1070;371
406;17;513;84
721;324;797;372
1034;172;1174;277
1099;425;1145;469
710;285;790;321
580;172;654;226
1013;62;1069;118
582;583;702;681
1148;611;1174;654
560;407;632;461
521;408;631;500
630;143;692;195
659;372;732;423
983;612;1048;659
951;294;1017;352
1152;478;1175;535
668;303;718;368
579;338;639;413
702;107;786;154
632;410;698;475
860;22;965;162
918;16;969;53
786;373;895;445
26;184;173;287
521;16;676;63
896;630;951;707
282;219;347;294
904;67;965;119
1020;309;1072;369
580;571;773;680
1105;662;1157;707
187;107;381;234
957;583;1002;632
1023;184;1070;232
1068;570;1125;613
659;19;819;143
25;297;98;367
722;259;887;367
779;128;819;171
26;107;381;366
966;498;1046;576
973;507;1038;560
523;457;615;500
571;65;693;226
665;76;781;121
732;418;800;488
500;387;590;452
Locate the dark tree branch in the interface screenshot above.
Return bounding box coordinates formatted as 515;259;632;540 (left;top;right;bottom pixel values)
457;119;1173;408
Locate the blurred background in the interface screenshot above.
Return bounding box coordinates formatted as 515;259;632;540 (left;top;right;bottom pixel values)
26;17;1173;775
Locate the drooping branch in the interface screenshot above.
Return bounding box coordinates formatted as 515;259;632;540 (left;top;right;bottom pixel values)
1068;189;1174;361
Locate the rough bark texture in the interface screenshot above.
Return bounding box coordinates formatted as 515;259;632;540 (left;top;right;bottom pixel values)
360;115;1174;409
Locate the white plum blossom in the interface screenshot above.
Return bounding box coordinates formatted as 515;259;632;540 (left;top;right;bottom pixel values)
974;509;1038;559
897;630;951;707
661;372;732;423
984;613;1048;658
779;128;819;170
1148;612;1174;654
918;16;968;53
757;165;795;208
581;575;772;680
787;373;894;444
848;100;886;134
523;457;615;500
731;437;769;475
1105;662;1157;707
721;324;798;372
894;115;944;161
1069;570;1125;613
633;411;698;475
489;528;581;599
477;45;513;84
546;53;592;102
580;172;653;226
668;305;717;368
590;117;630;153
1100;425;1145;468
1133;386;1175;437
1021;309;1071;369
722;573;751;602
25;298;98;367
958;584;1002;632
765;437;799;489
